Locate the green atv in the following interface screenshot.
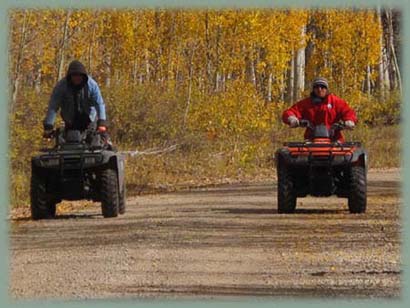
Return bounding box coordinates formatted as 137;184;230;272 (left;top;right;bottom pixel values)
30;127;126;219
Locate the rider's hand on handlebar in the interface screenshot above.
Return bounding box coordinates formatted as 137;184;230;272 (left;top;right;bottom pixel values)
97;126;107;133
287;116;300;128
43;129;54;139
299;119;312;128
344;120;355;130
97;119;108;133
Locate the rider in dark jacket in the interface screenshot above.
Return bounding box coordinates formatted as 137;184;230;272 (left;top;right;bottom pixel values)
43;60;108;137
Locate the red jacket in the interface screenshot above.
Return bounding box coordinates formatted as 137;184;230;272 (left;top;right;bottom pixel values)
282;93;357;142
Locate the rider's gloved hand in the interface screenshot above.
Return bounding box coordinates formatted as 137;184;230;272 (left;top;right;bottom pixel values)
43;130;54;139
97;119;108;133
344;120;355;130
287;116;300;128
97;126;107;133
43;124;54;139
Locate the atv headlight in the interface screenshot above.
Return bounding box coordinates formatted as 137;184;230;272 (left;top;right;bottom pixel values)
84;157;96;165
42;158;60;167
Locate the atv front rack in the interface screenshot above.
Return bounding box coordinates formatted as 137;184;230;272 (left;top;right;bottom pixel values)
277;141;363;167
284;141;362;148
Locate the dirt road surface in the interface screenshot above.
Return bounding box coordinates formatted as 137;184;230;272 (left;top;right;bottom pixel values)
9;169;401;300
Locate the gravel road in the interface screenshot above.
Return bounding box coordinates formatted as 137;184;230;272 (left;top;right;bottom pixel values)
9;169;401;300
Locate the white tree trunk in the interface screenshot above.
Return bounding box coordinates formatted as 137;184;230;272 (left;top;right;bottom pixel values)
222;71;226;92
87;19;96;73
386;9;402;94
205;12;212;90
366;65;371;96
57;10;72;81
250;47;257;88
376;7;386;98
34;62;42;94
132;55;138;85
183;45;196;129
145;48;150;83
215;72;221;92
280;73;285;102
288;49;295;103
12;10;29;107
295;25;306;100
383;49;391;91
267;73;272;102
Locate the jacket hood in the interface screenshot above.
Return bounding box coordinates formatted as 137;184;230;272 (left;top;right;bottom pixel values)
66;60;88;87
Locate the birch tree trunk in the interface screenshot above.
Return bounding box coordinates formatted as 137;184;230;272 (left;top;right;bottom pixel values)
382;49;391;91
280;73;285;102
366;65;371;96
288;49;295;103
34;61;42;94
267;73;272;102
145;49;150;83
295;25;306;101
245;52;257;88
104;53;112;87
12;10;29;108
57;10;72;81
87;19;96;73
205;11;212;92
386;9;402;94
376;7;386;98
165;12;176;87
214;24;221;92
132;53;138;85
250;46;257;88
215;72;221;92
183;44;196;129
250;59;257;88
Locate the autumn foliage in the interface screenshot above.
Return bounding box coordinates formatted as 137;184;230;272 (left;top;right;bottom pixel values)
9;9;401;207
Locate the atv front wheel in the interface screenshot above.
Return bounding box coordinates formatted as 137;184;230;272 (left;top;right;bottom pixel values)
277;161;297;213
100;167;119;218
348;165;367;213
30;171;56;220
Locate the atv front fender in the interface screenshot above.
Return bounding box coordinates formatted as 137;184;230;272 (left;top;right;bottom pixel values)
101;152;126;193
274;148;291;167
351;149;368;173
113;154;125;193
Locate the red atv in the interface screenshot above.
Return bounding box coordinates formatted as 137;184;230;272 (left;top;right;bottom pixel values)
275;120;367;214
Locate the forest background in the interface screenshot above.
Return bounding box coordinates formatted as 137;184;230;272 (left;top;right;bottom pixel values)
9;8;401;207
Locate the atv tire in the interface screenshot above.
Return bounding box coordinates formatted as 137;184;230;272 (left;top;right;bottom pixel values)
100;167;119;218
348;165;367;213
277;160;297;213
30;171;56;220
119;183;126;215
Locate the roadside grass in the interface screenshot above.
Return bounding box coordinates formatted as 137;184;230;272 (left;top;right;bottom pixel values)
123;124;401;197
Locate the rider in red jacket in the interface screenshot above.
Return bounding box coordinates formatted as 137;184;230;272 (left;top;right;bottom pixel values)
282;77;357;142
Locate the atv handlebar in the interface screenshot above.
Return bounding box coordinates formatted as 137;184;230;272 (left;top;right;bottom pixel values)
297;120;346;131
299;119;313;129
43;129;56;139
330;122;346;131
41;126;111;152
